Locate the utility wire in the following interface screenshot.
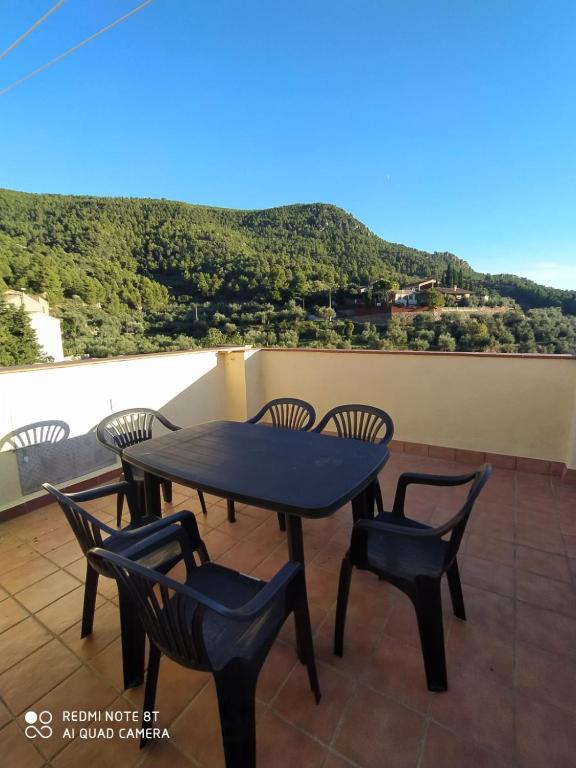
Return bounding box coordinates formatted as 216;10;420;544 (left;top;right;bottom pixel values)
0;0;156;98
0;0;66;63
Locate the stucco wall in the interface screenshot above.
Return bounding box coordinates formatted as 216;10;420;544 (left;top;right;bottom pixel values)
257;349;576;468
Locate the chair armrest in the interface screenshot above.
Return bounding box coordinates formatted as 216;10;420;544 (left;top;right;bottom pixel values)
391;470;477;516
350;516;452;566
65;481;130;504
119;511;208;566
224;561;302;621
354;518;439;538
156;413;181;432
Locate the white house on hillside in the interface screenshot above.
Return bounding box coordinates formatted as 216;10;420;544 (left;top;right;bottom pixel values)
3;290;64;362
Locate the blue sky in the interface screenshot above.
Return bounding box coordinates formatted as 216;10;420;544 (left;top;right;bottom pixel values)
1;0;575;288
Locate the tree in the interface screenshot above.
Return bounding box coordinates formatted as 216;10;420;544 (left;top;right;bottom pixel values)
419;289;445;309
0;301;41;365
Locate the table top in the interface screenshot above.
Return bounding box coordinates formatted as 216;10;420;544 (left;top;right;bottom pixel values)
123;420;389;517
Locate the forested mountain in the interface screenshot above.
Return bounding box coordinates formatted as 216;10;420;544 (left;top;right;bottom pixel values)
0;187;575;362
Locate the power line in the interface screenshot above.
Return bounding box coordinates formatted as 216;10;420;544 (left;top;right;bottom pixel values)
0;0;156;98
0;0;66;63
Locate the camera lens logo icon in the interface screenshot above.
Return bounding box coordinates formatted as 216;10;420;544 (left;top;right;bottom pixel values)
24;711;53;739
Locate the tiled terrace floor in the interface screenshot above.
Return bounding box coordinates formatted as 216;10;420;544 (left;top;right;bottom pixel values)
1;451;576;768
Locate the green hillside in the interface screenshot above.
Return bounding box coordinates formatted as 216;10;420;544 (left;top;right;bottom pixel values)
0;187;575;361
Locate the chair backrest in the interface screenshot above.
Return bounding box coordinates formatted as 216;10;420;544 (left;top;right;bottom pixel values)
313;404;394;446
0;420;69;451
96;408;178;457
248;398;316;431
442;464;492;567
43;483;116;574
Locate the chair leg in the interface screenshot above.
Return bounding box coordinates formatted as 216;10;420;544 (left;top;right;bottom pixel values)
140;644;161;748
81;562;99;638
116;492;124;528
413;579;448;692
334;554;353;658
118;584;145;689
227;499;236;523
161;480;172;504
294;588;321;702
198;491;208;515
374;479;384;515
446;560;466;620
214;665;257;768
277;511;286;532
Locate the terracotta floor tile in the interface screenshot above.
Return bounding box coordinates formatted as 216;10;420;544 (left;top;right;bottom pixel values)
215;539;272;573
334;685;424;768
323;754;356;768
465;534;515;567
360;633;431;712
461;584;515;637
310;540;349;574
447;621;514;688
273;661;355;743
88;637;127;693
138;739;197;768
0;542;39;576
461;556;515;598
429;670;515;758
256;710;327;768
214;512;266;540
516;569;576;618
44;538;83;568
0;555;59;593
0;699;10;729
35;585;105;635
515;693;576;768
304;564;340;611
0;596;28;633
170;680;224;767
256;639;298;703
29;665;119;759
0;638;81;714
0;615;52;674
515;523;565;555
250;543;292;580
279;601;328;645
421;722;511;768
384;599;424;649
515;601;576;662
239;503;275;521
563;533;576;558
201;529;237;559
28;524;75;554
59;599;120;659
558;510;576;535
0;722;44;768
468;513;515;544
516;545;572;583
516;640;576;714
124;655;209;727
16;569;80;613
51;697;142;768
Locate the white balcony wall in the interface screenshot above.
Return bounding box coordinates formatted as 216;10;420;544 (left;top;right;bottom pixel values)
0;349;227;510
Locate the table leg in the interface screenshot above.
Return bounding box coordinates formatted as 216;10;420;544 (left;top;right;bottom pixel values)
351;482;376;523
285;514;306;661
144;472;162;519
